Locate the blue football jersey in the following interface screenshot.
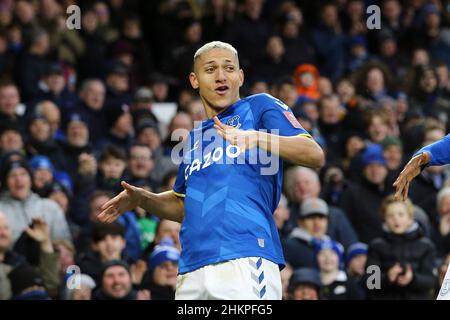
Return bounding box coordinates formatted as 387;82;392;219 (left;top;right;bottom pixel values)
173;93;311;274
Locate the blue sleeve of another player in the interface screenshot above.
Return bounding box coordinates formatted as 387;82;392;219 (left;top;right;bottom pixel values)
414;134;450;166
173;163;186;198
252;94;311;137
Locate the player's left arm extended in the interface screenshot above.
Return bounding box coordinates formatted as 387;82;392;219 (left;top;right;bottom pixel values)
255;131;325;169
417;133;450;166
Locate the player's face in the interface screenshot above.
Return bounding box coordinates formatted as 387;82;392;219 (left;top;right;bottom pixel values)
190;48;243;114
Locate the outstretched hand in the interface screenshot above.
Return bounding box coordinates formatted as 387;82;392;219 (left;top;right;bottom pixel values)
213;116;258;151
98;181;142;223
25;218;50;243
393;152;430;201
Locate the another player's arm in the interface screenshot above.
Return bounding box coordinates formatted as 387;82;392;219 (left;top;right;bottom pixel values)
98;181;184;223
394;134;450;200
213;117;325;169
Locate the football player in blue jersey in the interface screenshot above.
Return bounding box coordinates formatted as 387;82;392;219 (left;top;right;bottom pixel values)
99;41;324;299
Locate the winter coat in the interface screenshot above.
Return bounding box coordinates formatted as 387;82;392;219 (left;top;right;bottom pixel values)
0;192;71;245
366;222;437;300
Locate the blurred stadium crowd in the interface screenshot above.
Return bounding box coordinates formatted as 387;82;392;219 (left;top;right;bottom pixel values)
1;0;450;300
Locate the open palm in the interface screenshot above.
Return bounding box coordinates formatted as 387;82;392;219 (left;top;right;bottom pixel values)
98;181;141;223
393;152;430;200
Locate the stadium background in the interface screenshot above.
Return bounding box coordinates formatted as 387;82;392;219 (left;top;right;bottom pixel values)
0;0;450;300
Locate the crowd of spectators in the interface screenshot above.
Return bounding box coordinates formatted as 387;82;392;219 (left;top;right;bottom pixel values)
1;0;450;300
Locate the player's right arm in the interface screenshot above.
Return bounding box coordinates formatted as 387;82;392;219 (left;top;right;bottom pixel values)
98;181;184;223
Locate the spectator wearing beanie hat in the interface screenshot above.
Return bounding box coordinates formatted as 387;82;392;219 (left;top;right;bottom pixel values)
0;159;71;245
29;155;54;197
346;242;368;278
141;237;179;300
346;242;368;299
8;264;50;300
104;63;133;110
315;239;363;300
288;268;322;300
99;104;133;154
340;144;392;244
92;260;150;300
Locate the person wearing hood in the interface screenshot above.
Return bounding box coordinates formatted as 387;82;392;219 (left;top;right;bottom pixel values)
283;197;337;269
292;63;321;103
366;195;437;300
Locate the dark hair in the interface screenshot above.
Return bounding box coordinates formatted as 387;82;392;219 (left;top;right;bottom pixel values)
99;145;127;163
89;190;113;205
354;60;394;95
92;222;125;243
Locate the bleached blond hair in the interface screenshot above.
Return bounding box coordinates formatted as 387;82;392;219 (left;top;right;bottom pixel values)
193;41;238;64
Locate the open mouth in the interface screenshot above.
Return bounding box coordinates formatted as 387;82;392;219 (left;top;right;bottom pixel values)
215;85;229;96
